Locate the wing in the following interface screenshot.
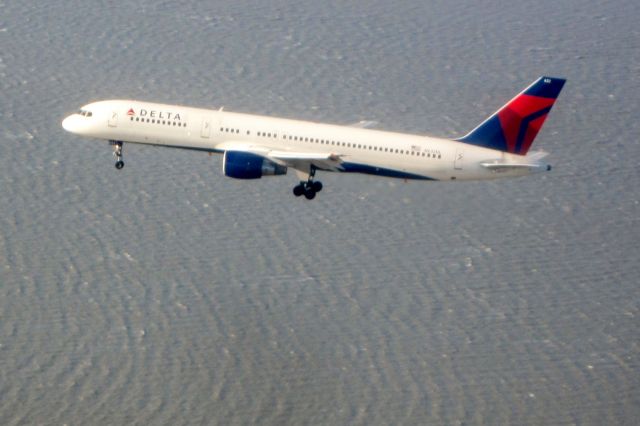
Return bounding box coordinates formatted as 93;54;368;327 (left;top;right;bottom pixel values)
347;120;378;129
216;141;344;172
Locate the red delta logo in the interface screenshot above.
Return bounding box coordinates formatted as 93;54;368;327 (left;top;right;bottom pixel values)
497;95;555;154
127;108;135;116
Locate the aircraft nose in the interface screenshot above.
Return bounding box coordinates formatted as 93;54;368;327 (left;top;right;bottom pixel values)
62;114;79;133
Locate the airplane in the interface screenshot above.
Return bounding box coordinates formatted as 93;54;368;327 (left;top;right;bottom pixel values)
62;76;565;200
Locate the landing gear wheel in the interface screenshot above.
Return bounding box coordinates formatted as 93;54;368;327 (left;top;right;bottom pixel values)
293;166;322;199
304;188;316;200
110;140;125;170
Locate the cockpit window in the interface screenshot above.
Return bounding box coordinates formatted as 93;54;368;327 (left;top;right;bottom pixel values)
78;109;93;117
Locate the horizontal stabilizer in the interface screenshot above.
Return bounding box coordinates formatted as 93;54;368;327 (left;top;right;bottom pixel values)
526;150;549;161
480;150;551;171
480;162;546;171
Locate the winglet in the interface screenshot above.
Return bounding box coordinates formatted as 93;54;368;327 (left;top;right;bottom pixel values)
456;76;566;155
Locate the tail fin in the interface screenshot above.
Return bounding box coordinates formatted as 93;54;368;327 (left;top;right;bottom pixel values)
456;76;566;155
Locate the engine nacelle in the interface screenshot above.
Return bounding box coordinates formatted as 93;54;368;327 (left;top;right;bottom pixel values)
223;151;287;179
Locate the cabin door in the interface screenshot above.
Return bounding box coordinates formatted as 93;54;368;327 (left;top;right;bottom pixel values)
454;148;464;170
108;111;118;127
201;117;211;138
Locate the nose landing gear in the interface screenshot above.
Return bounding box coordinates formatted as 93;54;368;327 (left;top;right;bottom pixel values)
110;140;124;169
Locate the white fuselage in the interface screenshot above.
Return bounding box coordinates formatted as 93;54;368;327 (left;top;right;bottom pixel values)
62;100;547;182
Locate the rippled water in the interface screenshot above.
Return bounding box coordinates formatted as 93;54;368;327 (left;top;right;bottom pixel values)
0;0;638;424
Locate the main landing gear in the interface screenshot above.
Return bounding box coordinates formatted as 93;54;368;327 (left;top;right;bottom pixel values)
110;140;124;169
293;180;323;199
293;166;323;200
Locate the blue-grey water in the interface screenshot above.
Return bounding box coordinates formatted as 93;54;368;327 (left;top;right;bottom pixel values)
1;0;638;424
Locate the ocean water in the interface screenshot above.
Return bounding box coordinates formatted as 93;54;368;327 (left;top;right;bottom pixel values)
0;0;638;424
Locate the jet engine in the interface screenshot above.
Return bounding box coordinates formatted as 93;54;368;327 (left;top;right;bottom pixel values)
223;151;287;179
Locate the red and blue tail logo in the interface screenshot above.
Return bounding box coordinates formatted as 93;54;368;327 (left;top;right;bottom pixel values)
457;76;565;155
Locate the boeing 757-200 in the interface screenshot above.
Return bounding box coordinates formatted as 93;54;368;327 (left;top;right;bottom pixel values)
62;76;565;200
